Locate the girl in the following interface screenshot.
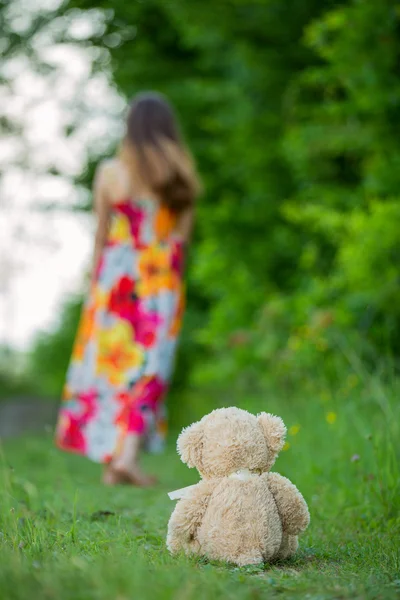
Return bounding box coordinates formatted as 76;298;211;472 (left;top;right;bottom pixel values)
56;92;200;486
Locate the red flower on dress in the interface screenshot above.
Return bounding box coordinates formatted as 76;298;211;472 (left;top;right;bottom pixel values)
114;376;167;434
78;389;98;425
109;276;137;323
57;388;98;453
114;391;145;434
134;306;162;348
109;276;162;348
115;201;145;242
132;376;167;412
59;416;87;453
171;240;185;276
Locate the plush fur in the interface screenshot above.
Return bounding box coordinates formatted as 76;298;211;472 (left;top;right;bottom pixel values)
167;407;310;566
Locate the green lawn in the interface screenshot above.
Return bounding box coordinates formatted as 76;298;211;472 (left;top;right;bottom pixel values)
1;380;399;600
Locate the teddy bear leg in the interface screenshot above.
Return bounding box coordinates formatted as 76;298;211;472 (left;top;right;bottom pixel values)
276;534;298;560
167;529;200;557
166;530;184;555
235;550;264;567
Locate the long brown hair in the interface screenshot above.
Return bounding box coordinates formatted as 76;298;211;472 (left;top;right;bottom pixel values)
119;92;200;213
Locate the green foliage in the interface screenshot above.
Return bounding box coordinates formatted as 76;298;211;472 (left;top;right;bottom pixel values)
0;347;36;401
4;0;400;397
51;0;340;392
28;296;83;398
277;0;400;367
335;201;400;349
57;0;400;386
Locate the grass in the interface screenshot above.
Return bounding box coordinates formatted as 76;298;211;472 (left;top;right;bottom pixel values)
0;373;400;600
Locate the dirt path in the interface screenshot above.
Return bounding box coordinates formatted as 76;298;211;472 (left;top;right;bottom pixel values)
0;398;58;438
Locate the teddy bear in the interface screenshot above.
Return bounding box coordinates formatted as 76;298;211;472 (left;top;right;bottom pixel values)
166;407;310;566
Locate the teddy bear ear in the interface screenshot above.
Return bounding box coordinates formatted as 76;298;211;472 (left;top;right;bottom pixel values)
177;421;204;468
257;413;287;454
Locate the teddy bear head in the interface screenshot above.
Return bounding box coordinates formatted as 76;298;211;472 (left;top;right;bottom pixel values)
177;407;286;478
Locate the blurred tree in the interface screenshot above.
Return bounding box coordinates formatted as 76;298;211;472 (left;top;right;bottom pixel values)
4;0;400;401
29;296;83;398
0;0;121;381
281;0;400;355
54;0;340;376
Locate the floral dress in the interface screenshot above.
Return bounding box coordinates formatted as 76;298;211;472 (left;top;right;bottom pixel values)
55;197;185;462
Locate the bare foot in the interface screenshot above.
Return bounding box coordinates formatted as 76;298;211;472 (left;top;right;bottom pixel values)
112;463;158;487
102;465;126;486
102;463;157;487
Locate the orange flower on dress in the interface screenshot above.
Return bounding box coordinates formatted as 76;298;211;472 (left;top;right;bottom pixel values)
169;288;185;337
93;285;108;310
137;245;174;296
96;322;144;386
62;384;73;401
154;205;177;241
74;304;96;361
74;286;108;361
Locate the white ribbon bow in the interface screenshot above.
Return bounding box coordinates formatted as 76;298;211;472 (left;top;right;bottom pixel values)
167;469;260;501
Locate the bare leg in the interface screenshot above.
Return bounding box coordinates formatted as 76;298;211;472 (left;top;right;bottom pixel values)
103;434;158;487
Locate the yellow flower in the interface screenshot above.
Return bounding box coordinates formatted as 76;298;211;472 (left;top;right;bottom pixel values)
137;244;175;297
92;284;108;310
282;441;291;451
109;214;131;243
289;424;301;436
97;322;143;385
62;384;73;401
326;411;337;425
287;336;301;352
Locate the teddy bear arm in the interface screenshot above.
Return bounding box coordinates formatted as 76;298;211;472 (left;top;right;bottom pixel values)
167;480;217;555
267;472;310;535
